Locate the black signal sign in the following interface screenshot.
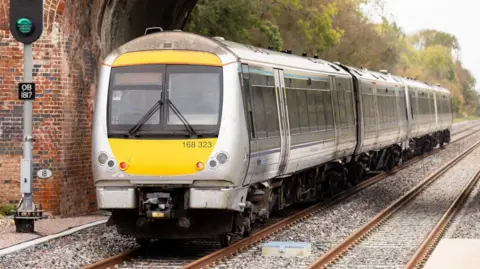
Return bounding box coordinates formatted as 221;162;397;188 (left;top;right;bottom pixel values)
18;83;35;100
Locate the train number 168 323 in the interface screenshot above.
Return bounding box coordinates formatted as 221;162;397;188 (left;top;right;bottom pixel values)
182;141;213;148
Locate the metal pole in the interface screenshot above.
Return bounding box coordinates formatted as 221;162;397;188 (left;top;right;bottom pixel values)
21;43;33;211
14;43;40;233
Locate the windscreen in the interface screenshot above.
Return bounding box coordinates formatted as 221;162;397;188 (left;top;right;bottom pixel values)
107;64;222;137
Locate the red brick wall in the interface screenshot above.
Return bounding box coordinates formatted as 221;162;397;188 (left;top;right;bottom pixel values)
0;0;98;216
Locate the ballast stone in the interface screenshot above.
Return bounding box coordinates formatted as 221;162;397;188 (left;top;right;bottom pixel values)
261;241;311;257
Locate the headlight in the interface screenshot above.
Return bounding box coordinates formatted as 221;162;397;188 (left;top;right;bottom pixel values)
216;153;228;164
98;153;108;165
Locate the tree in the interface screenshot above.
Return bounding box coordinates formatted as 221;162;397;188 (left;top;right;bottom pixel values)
184;0;476;117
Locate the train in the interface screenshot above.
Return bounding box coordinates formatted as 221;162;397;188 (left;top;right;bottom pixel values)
91;30;453;247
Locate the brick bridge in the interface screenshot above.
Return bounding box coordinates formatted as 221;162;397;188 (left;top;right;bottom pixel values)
0;0;198;216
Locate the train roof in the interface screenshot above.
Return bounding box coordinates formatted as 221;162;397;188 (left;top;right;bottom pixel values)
217;39;350;76
394;76;451;95
104;30;452;97
341;65;402;85
342;63;451;96
104;30;349;77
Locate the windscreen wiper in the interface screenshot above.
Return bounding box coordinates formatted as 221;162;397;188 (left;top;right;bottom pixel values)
128;100;163;136
167;99;197;137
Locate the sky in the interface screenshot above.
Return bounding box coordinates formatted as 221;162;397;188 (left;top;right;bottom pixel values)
365;0;480;91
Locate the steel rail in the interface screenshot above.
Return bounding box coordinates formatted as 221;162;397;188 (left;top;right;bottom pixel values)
81;124;480;269
81;248;141;269
403;167;480;269
306;139;480;269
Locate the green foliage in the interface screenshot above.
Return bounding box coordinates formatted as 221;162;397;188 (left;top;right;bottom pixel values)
411;29;460;53
184;0;258;43
185;0;343;54
421;45;454;80
184;0;478;116
0;204;15;216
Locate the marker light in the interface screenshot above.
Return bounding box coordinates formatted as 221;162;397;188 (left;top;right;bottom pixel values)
196;162;204;171
107;160;115;168
119;161;127;170
98;153;108;165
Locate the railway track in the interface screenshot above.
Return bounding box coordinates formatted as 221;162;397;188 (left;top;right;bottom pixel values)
82;123;480;269
307;138;480;269
450;121;480;140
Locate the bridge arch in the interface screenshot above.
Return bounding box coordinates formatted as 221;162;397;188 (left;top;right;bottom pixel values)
0;0;199;216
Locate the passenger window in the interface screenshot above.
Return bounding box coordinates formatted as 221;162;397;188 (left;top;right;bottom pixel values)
323;91;334;130
307;91;318;131
252;87;267;138
286;89;300;134
337;91;347;126
263;87;280;137
297;90;310;133
315;92;326;130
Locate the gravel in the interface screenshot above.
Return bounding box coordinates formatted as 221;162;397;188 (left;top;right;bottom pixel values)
0;121;479;269
444;165;480;239
328;141;480;269
0;224;137;269
215;125;480;269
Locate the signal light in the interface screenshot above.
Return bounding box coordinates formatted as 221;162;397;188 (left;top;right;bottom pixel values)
9;0;44;44
119;161;127;170
196;162;204;171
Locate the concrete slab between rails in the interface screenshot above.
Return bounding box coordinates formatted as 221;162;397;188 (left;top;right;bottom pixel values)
0;215;109;257
424;239;480;269
261;241;311;257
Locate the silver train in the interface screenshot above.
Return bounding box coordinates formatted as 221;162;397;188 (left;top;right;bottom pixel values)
92;30;453;246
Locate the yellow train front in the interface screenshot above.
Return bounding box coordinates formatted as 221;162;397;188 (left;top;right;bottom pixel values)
92;31;251;245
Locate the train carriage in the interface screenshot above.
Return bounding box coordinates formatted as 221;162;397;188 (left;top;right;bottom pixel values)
92;30;453;246
336;65;409;173
228;41;357;186
398;77;453;154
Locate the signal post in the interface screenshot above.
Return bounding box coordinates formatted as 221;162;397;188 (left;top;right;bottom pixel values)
9;0;46;233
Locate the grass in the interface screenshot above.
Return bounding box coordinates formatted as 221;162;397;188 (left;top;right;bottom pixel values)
454;115;480;123
0;204;16;217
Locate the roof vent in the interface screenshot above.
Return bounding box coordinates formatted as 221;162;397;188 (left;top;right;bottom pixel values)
313;55;319;59
144;27;163;35
268;46;274;50
333;61;340;65
435;83;441;87
379;69;388;74
213;36;225;41
172;29;182;32
302;52;307;57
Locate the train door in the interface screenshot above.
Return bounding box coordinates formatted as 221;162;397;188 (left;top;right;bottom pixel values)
404;84;412;143
433;92;439;132
410;89;419;136
329;76;339;154
274;69;290;176
372;82;380;147
240;64;257;186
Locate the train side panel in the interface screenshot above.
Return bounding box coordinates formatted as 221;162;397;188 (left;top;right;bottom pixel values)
343;67;407;155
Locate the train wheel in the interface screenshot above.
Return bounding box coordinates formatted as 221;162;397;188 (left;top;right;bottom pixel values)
219;234;232;248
